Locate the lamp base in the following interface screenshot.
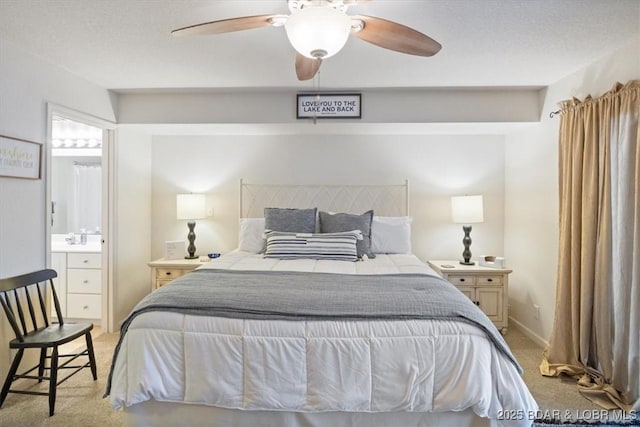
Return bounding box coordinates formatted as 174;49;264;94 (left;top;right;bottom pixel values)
460;225;474;266
185;220;198;260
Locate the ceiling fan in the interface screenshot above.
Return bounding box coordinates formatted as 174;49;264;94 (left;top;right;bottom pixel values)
171;0;441;81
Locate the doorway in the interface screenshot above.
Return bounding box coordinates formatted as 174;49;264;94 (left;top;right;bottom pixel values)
46;105;114;332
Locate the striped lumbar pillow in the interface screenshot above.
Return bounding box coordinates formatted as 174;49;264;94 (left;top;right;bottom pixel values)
263;230;362;261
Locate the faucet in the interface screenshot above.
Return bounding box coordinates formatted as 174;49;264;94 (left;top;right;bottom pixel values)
65;233;76;244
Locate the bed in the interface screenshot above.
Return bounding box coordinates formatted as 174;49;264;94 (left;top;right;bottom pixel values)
106;181;538;427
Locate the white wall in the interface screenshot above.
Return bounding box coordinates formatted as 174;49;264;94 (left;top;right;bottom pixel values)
0;39;116;381
0;40;115;276
504;37;640;344
112;128;152;327
150;134;506;263
117;87;541;125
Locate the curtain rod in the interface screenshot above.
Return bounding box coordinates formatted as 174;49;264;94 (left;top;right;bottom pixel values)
549;110;561;118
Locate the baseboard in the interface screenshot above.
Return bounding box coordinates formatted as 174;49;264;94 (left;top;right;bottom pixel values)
509;316;549;348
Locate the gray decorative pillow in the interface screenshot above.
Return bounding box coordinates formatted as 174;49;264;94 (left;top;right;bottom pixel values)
264;207;317;233
318;210;375;259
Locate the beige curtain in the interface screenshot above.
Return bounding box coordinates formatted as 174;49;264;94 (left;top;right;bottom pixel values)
540;80;640;412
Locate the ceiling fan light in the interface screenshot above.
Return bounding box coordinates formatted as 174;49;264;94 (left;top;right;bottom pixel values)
284;6;351;59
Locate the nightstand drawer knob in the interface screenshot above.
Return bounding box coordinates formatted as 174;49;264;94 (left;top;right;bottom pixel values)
165;272;172;276
460;278;465;282
487;278;493;282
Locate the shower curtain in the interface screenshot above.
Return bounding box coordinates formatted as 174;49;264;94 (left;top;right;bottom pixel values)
69;163;102;233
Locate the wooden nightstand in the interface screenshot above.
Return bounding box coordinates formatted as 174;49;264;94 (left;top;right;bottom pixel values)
148;258;207;291
427;260;512;334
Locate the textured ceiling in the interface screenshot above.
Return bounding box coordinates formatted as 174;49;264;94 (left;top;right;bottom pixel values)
0;0;638;91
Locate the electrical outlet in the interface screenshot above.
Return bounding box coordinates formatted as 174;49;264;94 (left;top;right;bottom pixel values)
533;304;540;320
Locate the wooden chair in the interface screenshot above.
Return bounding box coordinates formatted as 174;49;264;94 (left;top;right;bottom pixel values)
0;269;97;416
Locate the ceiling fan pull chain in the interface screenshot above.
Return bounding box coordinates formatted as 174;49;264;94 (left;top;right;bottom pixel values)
312;68;321;124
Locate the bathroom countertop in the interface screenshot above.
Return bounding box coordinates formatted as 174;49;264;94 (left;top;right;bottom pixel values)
51;234;102;253
51;242;101;253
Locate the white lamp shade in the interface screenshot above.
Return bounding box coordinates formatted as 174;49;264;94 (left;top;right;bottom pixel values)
451;195;484;224
284;6;351;59
176;194;207;220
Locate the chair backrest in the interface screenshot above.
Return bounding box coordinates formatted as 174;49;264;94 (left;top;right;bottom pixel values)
0;269;62;343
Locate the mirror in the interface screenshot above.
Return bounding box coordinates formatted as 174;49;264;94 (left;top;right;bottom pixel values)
51;157;102;234
51;117;102;235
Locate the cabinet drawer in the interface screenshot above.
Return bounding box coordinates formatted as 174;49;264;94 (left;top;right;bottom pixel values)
68;253;102;269
156;268;187;281
67;294;101;319
477;275;503;285
67;269;102;294
447;275;476;285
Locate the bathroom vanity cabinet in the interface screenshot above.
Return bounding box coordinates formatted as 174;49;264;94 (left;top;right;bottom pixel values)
51;237;102;321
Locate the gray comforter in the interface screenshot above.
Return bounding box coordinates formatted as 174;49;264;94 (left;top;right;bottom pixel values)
105;269;521;396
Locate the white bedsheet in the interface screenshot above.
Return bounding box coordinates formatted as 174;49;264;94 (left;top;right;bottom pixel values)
109;251;537;426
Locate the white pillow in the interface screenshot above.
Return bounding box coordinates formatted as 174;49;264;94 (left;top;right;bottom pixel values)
238;218;265;253
370;216;412;254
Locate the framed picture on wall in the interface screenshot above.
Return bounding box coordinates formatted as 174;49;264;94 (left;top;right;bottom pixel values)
296;93;361;119
0;135;42;180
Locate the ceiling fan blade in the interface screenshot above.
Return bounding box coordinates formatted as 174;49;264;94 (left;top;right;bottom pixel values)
350;15;441;57
172;15;278;37
295;54;322;81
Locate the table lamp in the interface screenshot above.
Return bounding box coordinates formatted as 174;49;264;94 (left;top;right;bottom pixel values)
451;195;484;265
176;194;207;259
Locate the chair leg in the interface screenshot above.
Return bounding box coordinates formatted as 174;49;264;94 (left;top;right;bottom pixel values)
38;348;47;383
0;348;24;408
48;347;59;416
85;332;98;380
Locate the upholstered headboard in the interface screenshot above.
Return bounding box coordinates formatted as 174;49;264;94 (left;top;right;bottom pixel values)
239;179;410;218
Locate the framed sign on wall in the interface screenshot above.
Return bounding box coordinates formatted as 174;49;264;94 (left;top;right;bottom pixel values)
296;93;361;119
0;135;42;180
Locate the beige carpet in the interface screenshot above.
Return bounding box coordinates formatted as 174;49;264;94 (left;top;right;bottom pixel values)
0;332;122;427
505;327;603;417
0;326;603;427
